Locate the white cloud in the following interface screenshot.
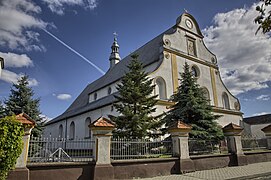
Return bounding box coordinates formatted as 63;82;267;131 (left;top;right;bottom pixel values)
55;93;72;100
0;0;47;51
42;0;98;15
252;112;271;116
203;3;271;95
40;114;52;122
0;69;38;86
0;52;33;68
256;95;270;101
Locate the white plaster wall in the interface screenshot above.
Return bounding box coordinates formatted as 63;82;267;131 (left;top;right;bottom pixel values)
214;112;242;127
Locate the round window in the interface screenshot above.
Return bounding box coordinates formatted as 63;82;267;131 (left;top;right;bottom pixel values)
191;66;200;78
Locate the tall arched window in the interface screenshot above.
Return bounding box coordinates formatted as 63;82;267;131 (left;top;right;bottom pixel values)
222;92;230;110
59;124;63;138
69;121;75;140
85;117;91;138
156;77;167;100
202;87;210;105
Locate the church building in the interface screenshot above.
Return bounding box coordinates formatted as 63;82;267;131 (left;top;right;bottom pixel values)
44;13;243;139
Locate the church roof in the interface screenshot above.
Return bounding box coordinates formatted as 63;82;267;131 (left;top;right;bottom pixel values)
243;114;271;125
47;28;175;125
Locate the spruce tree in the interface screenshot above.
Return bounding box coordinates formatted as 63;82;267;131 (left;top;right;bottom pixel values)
111;54;160;139
164;62;223;140
5;75;44;137
0;101;5;118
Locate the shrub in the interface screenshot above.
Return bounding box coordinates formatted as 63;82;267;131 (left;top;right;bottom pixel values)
0;116;24;180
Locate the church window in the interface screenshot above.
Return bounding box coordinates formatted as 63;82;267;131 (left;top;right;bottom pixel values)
59;124;63;138
108;87;112;95
191;65;200;78
222;92;230;110
155;77;167;100
88;94;92;103
94;93;97;100
202;87;210;105
111;105;114;112
69;121;75;140
187;38;197;57
85;117;91;138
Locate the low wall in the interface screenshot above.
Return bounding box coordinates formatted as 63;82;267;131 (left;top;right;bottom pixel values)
245;151;271;164
8;151;271;180
112;158;180;179
27;162;95;180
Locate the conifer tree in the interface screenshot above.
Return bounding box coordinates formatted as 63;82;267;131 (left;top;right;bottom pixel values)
0;101;5;118
5;75;44;137
111;54;160;139
164;62;223;140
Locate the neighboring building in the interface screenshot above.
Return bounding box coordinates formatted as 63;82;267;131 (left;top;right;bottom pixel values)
242;114;271;137
45;13;243;139
0;57;4;78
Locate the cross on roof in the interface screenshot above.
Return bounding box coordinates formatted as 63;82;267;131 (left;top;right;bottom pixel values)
113;32;118;41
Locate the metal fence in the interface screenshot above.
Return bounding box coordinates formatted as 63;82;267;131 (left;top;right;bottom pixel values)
28;136;95;163
110;138;172;160
188;139;228;155
241;135;268;151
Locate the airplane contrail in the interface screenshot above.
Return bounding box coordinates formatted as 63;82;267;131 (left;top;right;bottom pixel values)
42;28;105;75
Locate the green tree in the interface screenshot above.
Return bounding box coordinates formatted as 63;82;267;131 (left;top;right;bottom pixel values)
111;54;160;139
0;116;24;180
255;0;271;34
0;101;5;118
164;62;223;140
5;75;44;137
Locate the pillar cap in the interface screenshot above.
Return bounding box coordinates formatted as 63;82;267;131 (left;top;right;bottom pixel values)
262;124;271;133
89;116;115;130
168;120;191;132
15;113;35;127
223;123;243;134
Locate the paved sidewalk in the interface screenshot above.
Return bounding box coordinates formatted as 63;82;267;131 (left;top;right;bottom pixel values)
140;161;271;180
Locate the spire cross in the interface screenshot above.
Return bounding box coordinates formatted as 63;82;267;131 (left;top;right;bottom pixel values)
113;32;118;41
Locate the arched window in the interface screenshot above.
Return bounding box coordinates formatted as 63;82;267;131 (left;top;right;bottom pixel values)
59;124;63;138
202;87;210;105
191;65;200;78
156;77;167;100
85;117;91;138
108;87;112;95
69;121;75;140
94;93;97;100
222;92;230;110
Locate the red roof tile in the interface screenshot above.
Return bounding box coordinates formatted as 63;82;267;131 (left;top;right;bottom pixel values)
91;117;115;127
16;113;35;125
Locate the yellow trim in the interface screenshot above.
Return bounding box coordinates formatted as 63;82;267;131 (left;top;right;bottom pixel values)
212;107;243;116
96;139;98;161
171;54;178;92
157;100;175;106
210;67;218;106
165;47;218;69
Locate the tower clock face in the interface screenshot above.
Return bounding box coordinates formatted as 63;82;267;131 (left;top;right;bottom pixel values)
185;19;193;29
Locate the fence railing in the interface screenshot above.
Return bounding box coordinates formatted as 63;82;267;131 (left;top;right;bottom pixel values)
28;136;95;163
241;136;268;151
110;138;172;160
188;139;228;156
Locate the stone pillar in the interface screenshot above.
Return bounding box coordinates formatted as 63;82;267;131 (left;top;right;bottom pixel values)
90;116;115;180
8;113;35;180
261;124;271;150
223;123;247;166
168;120;194;173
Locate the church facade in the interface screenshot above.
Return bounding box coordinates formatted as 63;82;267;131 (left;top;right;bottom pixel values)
45;13;243;139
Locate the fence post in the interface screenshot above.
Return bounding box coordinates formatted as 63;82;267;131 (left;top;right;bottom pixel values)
89;117;115;180
8;113;35;180
262;124;271;150
223;123;247;166
168;120;195;173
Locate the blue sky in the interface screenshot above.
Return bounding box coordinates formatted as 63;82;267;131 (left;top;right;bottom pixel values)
0;0;270;120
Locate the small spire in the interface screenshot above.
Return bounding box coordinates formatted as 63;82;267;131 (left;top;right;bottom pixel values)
109;32;121;69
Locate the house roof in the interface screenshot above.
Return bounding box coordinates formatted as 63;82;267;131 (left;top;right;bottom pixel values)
243;114;271;125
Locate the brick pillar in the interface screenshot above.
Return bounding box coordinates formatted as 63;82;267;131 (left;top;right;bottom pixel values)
223;123;247;166
8;113;35;180
90;117;115;180
261;124;271;150
168;120;195;173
